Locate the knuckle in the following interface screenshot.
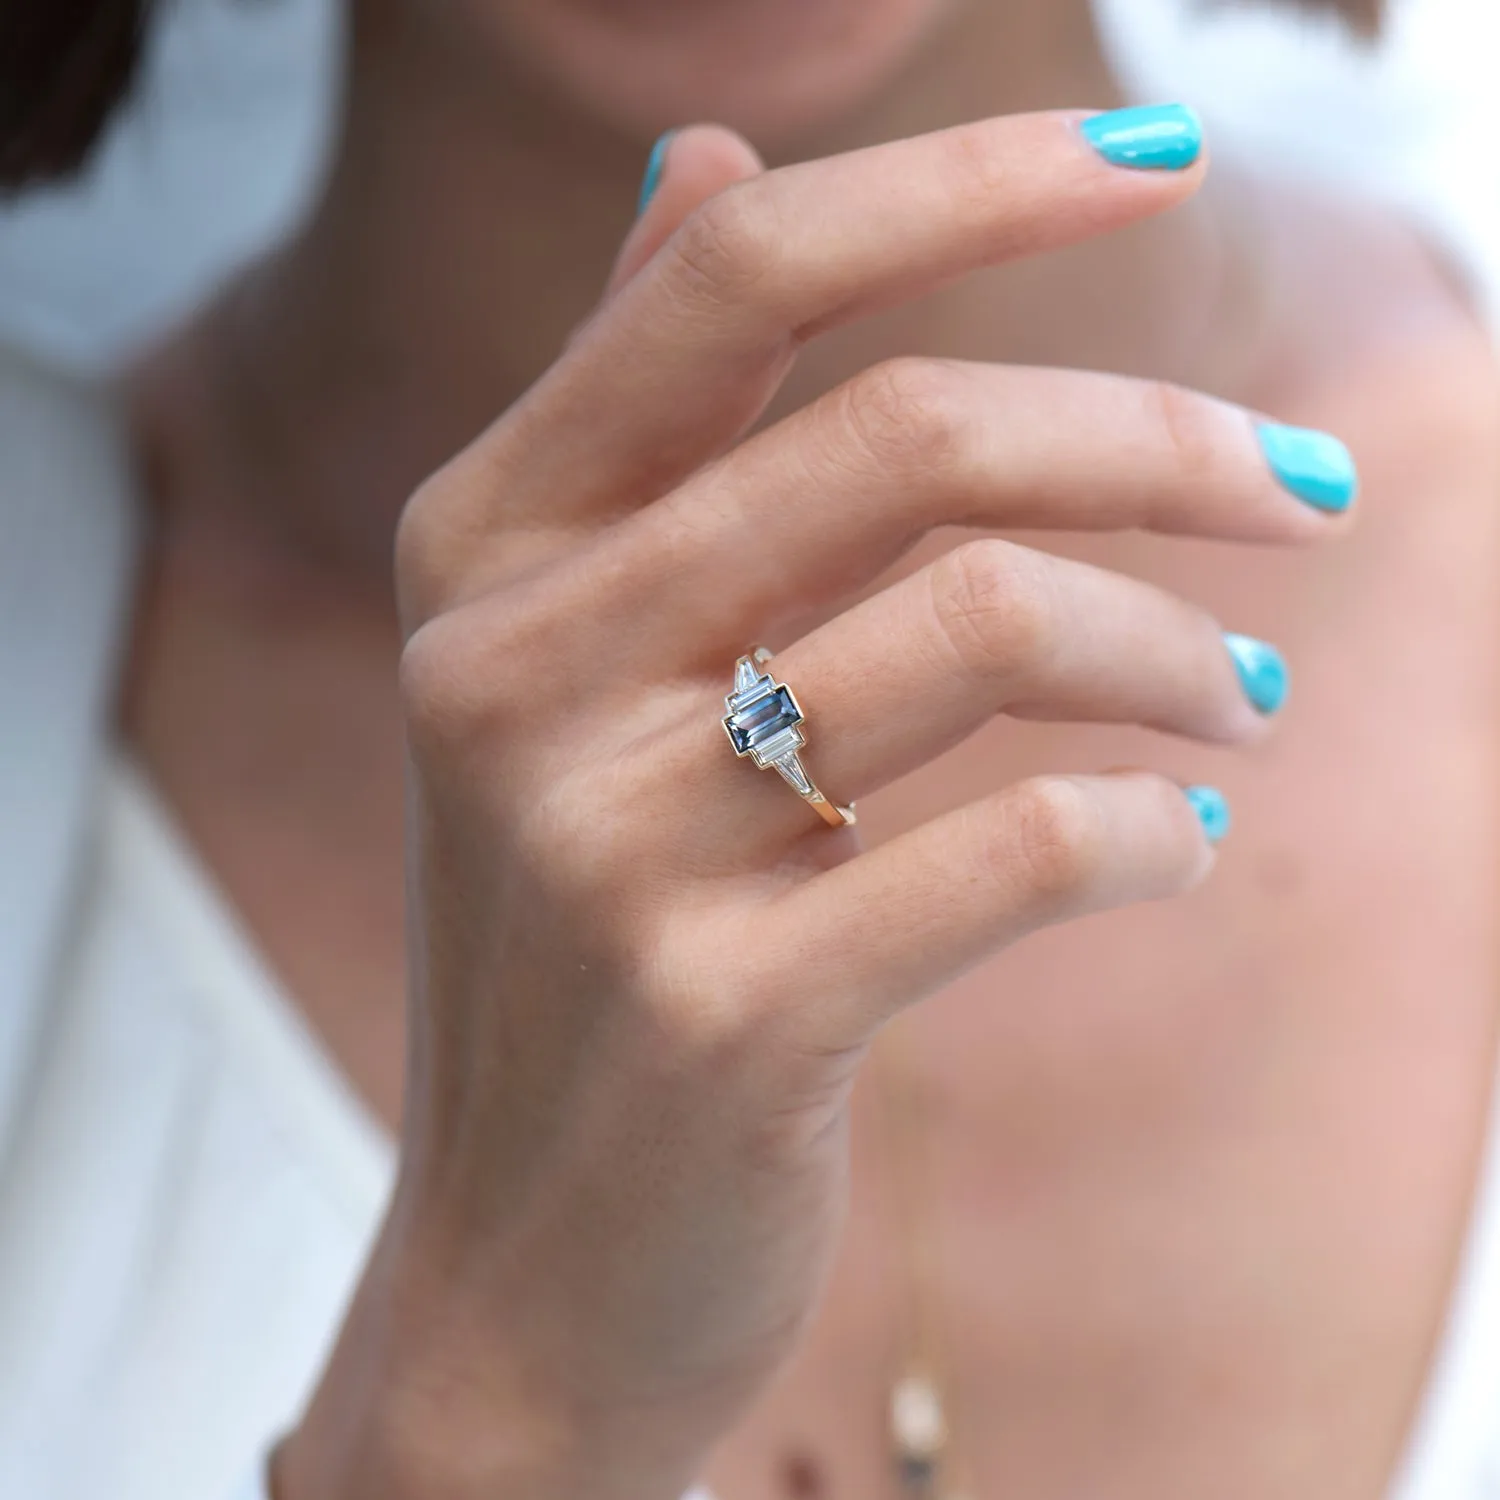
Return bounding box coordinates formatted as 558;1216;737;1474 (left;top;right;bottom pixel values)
1002;776;1106;903
394;472;454;599
668;185;783;305
929;538;1054;679
398;615;484;754
399;605;525;757
394;451;527;619
839;357;974;476
1143;379;1222;487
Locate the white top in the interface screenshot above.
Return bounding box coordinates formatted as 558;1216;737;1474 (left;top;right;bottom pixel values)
0;757;390;1500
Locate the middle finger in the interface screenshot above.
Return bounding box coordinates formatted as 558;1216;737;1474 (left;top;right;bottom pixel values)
597;359;1354;675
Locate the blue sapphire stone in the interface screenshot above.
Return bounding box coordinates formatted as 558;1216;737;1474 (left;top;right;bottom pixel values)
726;683;802;756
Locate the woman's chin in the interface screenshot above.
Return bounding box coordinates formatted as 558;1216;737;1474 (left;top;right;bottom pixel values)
475;0;956;144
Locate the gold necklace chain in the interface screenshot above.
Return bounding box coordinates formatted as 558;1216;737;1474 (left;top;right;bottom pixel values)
870;1019;974;1500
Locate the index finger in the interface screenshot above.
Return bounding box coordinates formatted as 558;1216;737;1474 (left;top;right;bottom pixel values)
472;105;1206;527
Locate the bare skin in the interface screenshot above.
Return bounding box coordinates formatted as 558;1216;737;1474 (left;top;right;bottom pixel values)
710;228;1500;1500
121;0;1500;1496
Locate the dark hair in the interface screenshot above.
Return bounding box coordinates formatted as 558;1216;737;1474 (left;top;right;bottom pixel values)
1;0;153;192
0;0;1382;193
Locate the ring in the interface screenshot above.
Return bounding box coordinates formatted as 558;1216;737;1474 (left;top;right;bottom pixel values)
723;648;856;829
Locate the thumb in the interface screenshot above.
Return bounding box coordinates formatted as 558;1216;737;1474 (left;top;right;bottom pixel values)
604;124;766;300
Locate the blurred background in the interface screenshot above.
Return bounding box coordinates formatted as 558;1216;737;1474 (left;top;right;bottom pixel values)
1;0;1497;375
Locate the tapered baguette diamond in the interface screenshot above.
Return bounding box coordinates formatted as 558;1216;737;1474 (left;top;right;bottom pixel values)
774;756;814;795
733;656;762;697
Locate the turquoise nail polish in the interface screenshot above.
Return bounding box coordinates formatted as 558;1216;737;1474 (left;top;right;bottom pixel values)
1223;633;1289;716
638;131;675;215
1257;423;1359;513
1081;103;1203;171
1185;785;1232;844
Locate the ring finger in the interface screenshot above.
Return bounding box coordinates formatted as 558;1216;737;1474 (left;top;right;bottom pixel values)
712;536;1281;838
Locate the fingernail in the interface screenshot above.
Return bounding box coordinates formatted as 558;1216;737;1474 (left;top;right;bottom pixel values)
1223;633;1289;715
1257;423;1359;513
1185;785;1232;844
638;131;675;215
1081;103;1203;171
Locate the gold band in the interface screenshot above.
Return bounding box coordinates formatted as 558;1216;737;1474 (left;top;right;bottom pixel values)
806;787;857;829
774;755;857;828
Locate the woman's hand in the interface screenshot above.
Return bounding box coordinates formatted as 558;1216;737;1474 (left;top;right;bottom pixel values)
279;111;1352;1500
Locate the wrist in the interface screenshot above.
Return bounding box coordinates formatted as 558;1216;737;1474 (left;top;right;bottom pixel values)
276;1225;703;1500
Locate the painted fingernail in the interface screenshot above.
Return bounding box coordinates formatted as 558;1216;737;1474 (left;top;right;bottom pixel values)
1185;785;1232;844
638;131;675;215
1223;633;1289;715
1081;103;1203;171
1257;423;1359;513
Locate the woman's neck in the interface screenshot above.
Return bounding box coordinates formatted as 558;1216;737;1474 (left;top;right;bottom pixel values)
128;0;1240;583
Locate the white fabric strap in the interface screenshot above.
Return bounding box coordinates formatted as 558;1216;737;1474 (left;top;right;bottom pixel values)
231;1467;718;1500
0;349;134;1154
